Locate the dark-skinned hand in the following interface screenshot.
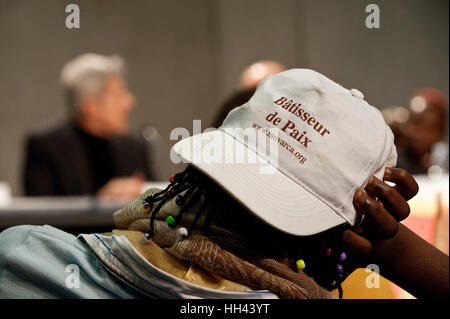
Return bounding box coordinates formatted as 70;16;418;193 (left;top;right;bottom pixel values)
342;167;419;266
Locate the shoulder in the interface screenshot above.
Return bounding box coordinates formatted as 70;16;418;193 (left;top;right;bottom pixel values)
25;122;77;153
0;225;79;264
25;122;77;150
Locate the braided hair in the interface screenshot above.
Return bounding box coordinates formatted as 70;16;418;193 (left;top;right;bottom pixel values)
142;165;354;298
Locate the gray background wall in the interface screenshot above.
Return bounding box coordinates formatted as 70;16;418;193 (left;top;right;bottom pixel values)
0;0;448;195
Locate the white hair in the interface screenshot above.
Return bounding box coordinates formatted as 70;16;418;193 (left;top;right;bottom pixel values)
61;53;126;113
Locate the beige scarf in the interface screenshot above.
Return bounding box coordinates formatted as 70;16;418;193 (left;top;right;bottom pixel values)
113;188;335;299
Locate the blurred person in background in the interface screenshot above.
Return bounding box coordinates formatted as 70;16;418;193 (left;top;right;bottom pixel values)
381;106;410;153
211;60;285;127
395;88;448;175
23;53;154;199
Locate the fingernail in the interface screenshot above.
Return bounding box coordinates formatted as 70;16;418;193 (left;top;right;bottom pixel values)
354;189;363;204
358;190;372;207
368;176;378;187
357;190;368;205
384;167;392;178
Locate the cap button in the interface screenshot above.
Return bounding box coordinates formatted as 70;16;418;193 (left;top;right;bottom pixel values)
350;88;364;100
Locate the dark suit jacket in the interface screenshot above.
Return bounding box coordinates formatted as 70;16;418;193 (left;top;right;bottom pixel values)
23;122;154;196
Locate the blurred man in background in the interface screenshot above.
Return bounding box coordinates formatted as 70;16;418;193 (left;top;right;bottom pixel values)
211;60;285;127
23;53;154;199
395;88;448;175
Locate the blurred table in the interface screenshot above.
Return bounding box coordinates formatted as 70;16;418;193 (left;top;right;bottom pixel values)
0;182;169;234
0;196;127;234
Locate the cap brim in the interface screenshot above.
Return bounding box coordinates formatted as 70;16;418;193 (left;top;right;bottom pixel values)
172;130;346;236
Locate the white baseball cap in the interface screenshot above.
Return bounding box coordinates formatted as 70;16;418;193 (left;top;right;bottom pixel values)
172;69;397;236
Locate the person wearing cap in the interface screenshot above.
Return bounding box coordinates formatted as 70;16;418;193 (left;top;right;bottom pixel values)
23;53;154;199
1;70;447;299
396;88;448;175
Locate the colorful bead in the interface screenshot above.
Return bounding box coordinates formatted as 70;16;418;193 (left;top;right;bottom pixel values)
296;259;306;271
175;195;184;206
337;264;343;274
141;202;152;213
339;252;347;262
166;216;175;225
177;227;188;237
168;188;177;196
142;233;151;244
169;174;175;183
326;248;332;256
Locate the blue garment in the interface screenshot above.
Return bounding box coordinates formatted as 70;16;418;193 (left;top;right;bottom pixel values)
0;225;278;299
0;225;144;298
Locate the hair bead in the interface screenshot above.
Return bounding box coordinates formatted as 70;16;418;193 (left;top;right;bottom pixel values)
177;227;188;237
142;233;151;244
175;195;185;206
166;215;176;225
337;264;343;274
141;202;152;214
296;259;306;271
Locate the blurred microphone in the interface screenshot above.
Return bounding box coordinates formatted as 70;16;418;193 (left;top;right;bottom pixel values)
140;123;166;183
